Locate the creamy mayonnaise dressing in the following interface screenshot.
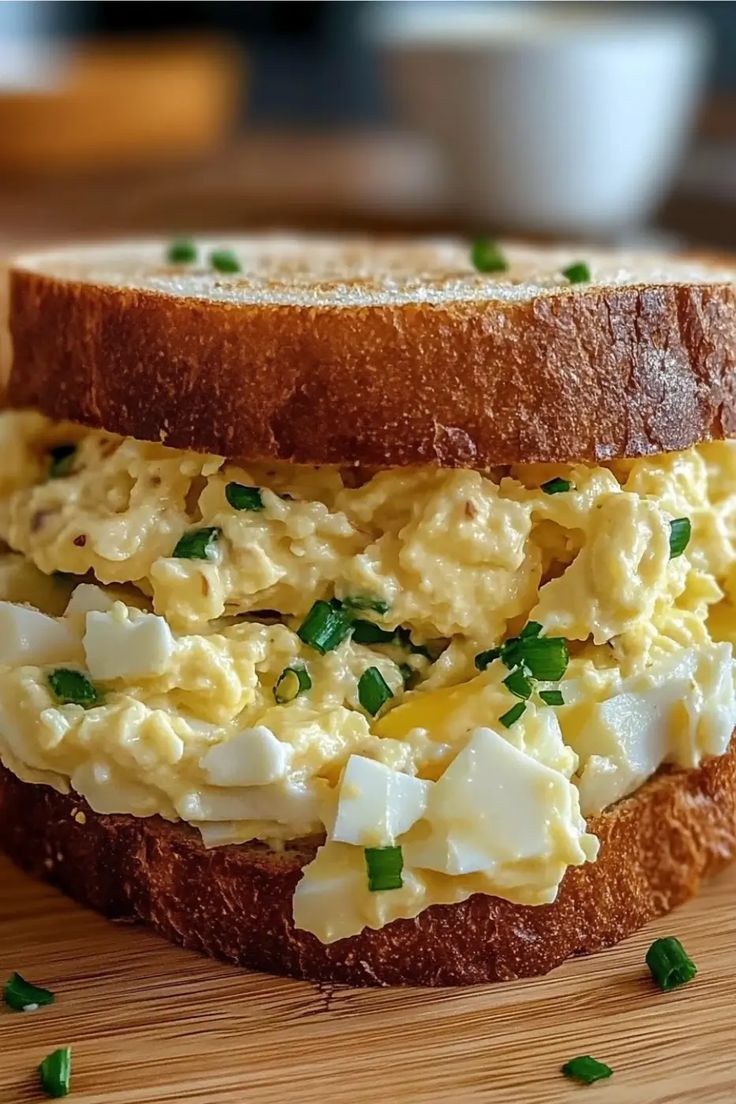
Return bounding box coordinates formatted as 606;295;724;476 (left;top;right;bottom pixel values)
0;411;735;942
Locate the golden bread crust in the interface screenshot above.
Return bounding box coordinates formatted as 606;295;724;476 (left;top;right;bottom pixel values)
7;260;736;465
2;741;735;986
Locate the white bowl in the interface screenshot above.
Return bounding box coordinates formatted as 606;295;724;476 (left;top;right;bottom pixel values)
373;2;709;236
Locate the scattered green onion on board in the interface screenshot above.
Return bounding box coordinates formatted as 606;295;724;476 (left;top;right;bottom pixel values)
172;527;220;560
561;1055;613;1085
38;1046;72;1099
166;239;197;264
209;248;241;274
342;595;391;615
562;261;591;284
297;600;353;654
646;936;697;991
669;517;691;559
3;972;55;1012
225;483;264;511
470;237;508;274
499;701;526;728
273;665;312;705
540;477;571;495
539;689;564;706
503;668;533;700
358;666;394;716
48;669;103;709
48;444;76;479
365;846;403;892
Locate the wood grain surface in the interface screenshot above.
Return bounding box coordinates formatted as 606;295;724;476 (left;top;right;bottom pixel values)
0;855;733;1104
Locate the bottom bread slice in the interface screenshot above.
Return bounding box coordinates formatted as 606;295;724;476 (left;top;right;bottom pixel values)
2;747;736;987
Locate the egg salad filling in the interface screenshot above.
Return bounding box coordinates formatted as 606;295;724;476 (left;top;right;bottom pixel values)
1;410;736;944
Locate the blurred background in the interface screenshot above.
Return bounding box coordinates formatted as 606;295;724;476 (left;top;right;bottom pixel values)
0;0;734;251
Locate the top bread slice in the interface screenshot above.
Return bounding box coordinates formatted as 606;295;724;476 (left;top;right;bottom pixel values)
6;236;736;467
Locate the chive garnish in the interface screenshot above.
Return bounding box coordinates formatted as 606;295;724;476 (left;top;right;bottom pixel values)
365;846;403;892
399;663;414;688
48;444;76;479
172;527;220;560
499;701;526;728
273;665;312;705
3;973;55;1012
513;636;568;681
540;689;564;706
561;1056;613;1085
48;669;103;708
646;936;697;991
166;239;197;264
351;619;396;645
503;668;533;700
669;517;691;559
476;624;569;682
342;595;391;616
358;666;394;716
209;248;241;274
562;261;591;284
519;621;542;639
38;1046;72;1098
470;237;508;274
541;477;571;495
297;600;353;654
474;647;500;672
225;482;264;511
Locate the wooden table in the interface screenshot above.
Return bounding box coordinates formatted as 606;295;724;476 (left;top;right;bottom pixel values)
1;854;733;1103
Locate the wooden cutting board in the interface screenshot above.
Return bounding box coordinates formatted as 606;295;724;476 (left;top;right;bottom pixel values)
1;854;734;1104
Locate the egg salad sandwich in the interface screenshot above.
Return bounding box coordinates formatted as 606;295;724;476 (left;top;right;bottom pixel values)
0;236;735;986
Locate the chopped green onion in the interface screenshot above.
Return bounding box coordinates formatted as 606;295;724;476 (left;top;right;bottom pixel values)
166;239;197;264
503;668;533;700
225;482;264;511
351;619;396;645
273;665;312;705
541;477;571;495
3;972;55;1012
395;628;433;659
209;248;241;274
358;666;394;716
48;669;103;708
38;1046;72;1098
48;444;76;479
399;663;414;688
512;636;569;681
297;600;353;654
669;517;691;559
519;621;543;639
342;595;391;616
365;846;403;892
646;936;697;991
475;647;501;671
499;701;526;728
540;689;564;706
470;237;508;274
172;527;220;560
562;261;591;284
561;1056;613;1085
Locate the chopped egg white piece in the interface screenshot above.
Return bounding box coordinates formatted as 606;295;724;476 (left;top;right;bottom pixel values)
83;605;174;681
0;602;80;666
331;755;431;847
200;725;292;786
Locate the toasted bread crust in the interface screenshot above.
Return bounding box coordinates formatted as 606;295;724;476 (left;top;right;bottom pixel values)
2;742;735;986
7;264;736;466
